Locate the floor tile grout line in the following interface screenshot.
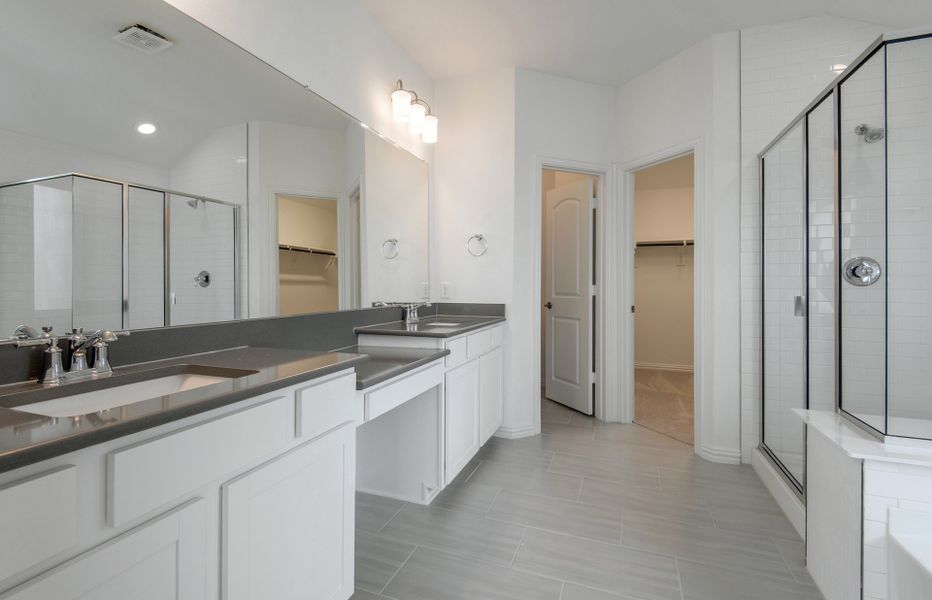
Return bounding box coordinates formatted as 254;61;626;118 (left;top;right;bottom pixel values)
375;505;407;535
484;487;504;515
377;544;418;595
558;580;566;600
772;535;807;584
509;526;528;568
674;557;686;600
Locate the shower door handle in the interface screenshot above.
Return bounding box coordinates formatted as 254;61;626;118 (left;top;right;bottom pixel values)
793;295;806;317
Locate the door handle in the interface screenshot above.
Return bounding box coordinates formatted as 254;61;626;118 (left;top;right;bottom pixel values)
793;295;806;317
544;302;553;309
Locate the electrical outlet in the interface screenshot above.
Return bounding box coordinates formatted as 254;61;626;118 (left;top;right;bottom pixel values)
420;282;429;299
440;282;451;299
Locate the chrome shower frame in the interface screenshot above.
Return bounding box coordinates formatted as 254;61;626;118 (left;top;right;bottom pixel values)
0;172;242;330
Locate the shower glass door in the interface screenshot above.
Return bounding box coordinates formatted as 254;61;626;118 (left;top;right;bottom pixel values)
762;121;807;490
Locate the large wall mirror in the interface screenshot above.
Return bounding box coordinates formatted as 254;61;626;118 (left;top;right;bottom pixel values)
0;0;429;337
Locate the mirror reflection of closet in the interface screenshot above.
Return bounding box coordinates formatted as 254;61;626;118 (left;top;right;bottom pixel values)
277;195;340;315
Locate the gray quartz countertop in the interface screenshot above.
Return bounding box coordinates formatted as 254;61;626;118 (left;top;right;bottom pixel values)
341;345;450;390
354;314;505;338
0;346;367;474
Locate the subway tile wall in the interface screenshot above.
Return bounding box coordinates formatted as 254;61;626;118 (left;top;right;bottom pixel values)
740;16;883;461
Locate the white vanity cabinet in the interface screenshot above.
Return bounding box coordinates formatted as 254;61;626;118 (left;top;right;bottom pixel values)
0;369;358;600
444;359;481;484
358;323;505;485
0;499;207;600
223;424;355;600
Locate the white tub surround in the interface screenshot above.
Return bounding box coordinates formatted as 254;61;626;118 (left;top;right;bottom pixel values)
798;409;932;600
888;509;932;600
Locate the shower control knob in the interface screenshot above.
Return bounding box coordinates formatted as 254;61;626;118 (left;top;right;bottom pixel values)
843;257;881;287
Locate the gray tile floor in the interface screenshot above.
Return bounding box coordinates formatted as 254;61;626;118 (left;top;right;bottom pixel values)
351;399;824;600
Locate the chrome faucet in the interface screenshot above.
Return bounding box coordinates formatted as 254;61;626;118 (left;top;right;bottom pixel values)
70;329;120;377
11;325;127;386
370;301;432;324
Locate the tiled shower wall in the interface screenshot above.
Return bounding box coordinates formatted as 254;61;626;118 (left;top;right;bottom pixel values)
739;16;883;461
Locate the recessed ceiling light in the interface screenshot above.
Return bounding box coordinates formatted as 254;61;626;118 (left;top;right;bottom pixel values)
135;122;158;135
832;63;847;73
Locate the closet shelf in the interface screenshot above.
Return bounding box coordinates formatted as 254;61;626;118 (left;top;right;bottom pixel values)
278;243;337;257
635;239;694;248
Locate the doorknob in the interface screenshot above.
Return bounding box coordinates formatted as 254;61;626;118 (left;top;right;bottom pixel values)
544;302;553;309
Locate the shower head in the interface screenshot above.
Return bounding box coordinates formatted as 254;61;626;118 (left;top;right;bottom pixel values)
854;123;885;143
186;198;201;209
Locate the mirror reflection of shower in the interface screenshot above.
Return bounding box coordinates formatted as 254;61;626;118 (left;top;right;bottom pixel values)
854;123;885;143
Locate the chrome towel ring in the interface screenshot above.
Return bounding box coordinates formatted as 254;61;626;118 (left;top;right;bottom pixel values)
381;238;399;259
466;234;488;257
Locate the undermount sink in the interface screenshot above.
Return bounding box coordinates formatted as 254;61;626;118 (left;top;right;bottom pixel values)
422;322;462;327
10;366;257;418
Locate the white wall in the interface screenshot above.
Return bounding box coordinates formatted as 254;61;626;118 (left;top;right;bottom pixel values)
433;68;516;307
162;0;434;162
739;16;883;461
616;33;742;462
512;70;616;435
247;121;347;317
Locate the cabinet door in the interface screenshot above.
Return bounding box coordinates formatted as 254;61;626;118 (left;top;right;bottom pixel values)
223;424;355;600
479;346;504;445
1;499;206;600
444;359;480;485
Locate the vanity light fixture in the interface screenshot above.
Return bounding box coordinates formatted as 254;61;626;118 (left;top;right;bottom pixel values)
135;122;158;135
391;80;438;144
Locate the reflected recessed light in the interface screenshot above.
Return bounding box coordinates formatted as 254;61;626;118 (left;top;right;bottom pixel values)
135;122;158;135
832;63;847;74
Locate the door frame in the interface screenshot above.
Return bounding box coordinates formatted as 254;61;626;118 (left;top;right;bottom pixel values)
533;156;612;423
611;139;707;454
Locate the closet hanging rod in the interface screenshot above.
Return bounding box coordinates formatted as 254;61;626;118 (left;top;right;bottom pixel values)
278;243;337;257
635;240;694;248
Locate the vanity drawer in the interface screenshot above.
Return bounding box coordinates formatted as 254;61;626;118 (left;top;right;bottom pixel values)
107;396;293;527
445;337;468;368
489;325;503;347
0;466;78;582
466;329;493;358
365;363;443;421
295;372;357;439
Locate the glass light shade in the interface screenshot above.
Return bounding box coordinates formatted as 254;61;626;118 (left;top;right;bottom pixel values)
422;114;438;144
408;102;427;134
391;89;412;123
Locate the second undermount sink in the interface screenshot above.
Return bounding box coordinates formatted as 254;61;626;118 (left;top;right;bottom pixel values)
11;366;257;418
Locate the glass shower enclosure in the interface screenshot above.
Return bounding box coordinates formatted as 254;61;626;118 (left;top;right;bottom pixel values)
760;32;932;495
0;173;240;335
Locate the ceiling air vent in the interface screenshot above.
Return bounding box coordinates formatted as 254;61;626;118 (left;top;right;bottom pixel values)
112;24;174;55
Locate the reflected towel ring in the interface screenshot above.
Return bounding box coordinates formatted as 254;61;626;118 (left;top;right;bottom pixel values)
466;234;488;257
381;238;400;259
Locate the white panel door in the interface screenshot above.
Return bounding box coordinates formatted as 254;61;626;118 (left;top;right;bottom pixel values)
223;425;355;600
544;177;593;414
479;346;504;445
444;359;480;484
1;499;206;600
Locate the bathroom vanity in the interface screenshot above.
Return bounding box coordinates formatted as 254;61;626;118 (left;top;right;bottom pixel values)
0;307;506;599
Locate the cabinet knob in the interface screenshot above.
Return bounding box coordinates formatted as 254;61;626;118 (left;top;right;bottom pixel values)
544;302;553;309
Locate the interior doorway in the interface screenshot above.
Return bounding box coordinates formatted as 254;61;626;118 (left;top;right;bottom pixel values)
276;194;340;315
631;154;695;444
541;169;598;415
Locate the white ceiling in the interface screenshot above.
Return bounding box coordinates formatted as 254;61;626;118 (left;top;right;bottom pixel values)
361;0;932;86
0;0;350;168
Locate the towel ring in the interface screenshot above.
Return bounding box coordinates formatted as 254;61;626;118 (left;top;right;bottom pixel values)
381;238;399;259
466;234;488;257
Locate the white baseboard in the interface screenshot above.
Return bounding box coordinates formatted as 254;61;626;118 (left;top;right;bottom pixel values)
634;361;694;373
493;425;539;439
752;447;806;540
698;445;741;464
